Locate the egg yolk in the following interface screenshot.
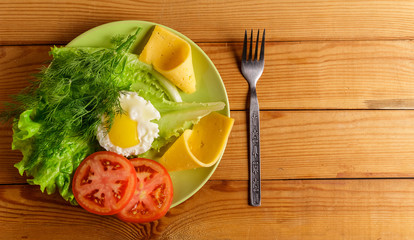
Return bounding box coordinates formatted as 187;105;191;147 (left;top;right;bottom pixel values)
108;113;140;148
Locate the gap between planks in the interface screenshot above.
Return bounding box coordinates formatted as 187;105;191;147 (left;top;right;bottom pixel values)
3;38;414;47
4;178;414;187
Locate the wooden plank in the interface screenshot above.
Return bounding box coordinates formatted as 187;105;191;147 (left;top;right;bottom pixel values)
0;45;51;104
1;180;414;239
209;40;414;110
214;110;414;180
3;110;414;183
3;41;414;110
3;0;414;44
0;124;22;183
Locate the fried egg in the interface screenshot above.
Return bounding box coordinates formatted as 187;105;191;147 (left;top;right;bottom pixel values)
96;92;160;157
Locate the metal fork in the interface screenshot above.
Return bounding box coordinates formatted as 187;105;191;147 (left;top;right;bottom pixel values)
241;29;265;207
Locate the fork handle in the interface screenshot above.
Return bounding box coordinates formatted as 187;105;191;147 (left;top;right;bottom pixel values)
248;87;261;206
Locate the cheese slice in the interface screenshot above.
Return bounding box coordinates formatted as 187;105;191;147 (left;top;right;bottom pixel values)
139;25;196;94
159;112;234;171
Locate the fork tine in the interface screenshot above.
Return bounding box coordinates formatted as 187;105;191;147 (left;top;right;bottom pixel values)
259;29;265;61
248;30;253;60
242;30;247;61
254;30;259;60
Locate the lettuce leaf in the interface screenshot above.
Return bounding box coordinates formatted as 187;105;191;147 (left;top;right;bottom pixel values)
152;101;225;149
13;110;96;204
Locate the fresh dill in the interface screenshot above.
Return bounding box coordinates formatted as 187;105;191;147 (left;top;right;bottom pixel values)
4;28;142;203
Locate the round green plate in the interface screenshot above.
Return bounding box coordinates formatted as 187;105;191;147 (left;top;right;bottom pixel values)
68;20;230;208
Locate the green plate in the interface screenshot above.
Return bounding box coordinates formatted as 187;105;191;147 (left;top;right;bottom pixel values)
68;20;230;208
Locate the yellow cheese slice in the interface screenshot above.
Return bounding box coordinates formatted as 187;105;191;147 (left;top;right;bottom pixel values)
159;112;234;172
139;25;196;94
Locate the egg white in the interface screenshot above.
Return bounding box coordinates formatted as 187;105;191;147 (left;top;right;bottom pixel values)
96;91;160;157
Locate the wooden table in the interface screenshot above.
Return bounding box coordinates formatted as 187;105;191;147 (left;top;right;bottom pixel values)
2;1;414;239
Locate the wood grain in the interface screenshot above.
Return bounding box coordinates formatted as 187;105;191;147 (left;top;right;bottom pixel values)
3;41;414;110
3;110;414;184
211;110;414;180
3;0;414;44
2;180;414;239
214;110;414;180
0;45;51;103
209;40;414;110
3;1;414;239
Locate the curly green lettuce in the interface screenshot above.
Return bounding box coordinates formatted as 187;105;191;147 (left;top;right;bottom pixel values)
12;110;95;204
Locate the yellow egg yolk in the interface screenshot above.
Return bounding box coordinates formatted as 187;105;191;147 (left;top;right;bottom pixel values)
108;113;140;148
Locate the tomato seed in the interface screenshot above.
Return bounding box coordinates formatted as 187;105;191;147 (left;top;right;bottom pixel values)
81;178;92;185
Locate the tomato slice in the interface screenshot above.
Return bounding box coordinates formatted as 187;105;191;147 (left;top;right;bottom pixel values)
72;151;137;215
117;158;173;223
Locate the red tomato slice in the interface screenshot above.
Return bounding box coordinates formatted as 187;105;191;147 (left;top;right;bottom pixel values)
117;158;173;223
72;151;137;215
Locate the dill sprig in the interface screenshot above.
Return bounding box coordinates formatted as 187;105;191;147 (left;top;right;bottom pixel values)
9;28;141;172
